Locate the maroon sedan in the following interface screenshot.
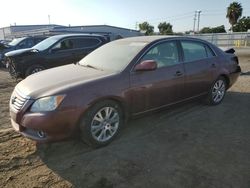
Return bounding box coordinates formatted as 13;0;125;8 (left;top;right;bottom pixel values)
10;36;241;147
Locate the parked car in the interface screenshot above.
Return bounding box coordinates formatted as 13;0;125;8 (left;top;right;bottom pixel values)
0;36;46;66
0;39;11;46
5;34;108;79
9;36;241;147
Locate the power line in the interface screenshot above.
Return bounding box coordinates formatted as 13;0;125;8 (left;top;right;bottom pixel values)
202;13;225;17
169;15;194;22
133;7;250;32
136;11;194;23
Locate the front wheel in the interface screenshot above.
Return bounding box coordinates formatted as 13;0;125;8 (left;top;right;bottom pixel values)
79;100;123;147
206;77;227;105
25;64;45;77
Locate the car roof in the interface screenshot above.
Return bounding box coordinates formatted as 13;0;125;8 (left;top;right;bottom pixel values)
12;36;46;40
116;35;208;44
48;33;104;40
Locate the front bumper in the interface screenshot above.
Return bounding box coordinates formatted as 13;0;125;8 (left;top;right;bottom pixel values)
5;57;23;79
10;102;83;142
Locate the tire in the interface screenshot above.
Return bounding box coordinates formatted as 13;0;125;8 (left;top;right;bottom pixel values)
25;64;45;77
79;100;124;148
206;76;227;105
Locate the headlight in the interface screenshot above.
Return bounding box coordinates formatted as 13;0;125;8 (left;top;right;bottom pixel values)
30;95;65;112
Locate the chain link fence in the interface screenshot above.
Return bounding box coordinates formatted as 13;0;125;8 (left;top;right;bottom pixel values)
188;32;250;48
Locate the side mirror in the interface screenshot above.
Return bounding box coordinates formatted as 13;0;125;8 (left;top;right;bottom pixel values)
134;60;157;71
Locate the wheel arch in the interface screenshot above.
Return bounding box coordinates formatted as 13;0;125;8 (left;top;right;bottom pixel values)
25;64;46;77
219;74;230;89
86;96;129;121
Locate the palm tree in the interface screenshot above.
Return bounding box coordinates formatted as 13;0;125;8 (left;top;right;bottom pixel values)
226;2;243;31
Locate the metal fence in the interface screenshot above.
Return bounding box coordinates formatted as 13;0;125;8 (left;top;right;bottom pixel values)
188;32;250;48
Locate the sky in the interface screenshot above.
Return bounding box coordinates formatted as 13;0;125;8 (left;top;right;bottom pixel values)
0;0;250;32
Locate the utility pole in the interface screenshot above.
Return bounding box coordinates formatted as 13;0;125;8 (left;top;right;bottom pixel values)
197;10;202;33
193;11;197;33
48;15;51;25
135;22;138;30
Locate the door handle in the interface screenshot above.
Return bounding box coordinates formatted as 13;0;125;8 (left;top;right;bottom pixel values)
175;71;183;77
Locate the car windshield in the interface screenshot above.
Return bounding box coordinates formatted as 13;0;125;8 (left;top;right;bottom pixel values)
79;40;148;72
8;37;25;46
32;37;59;51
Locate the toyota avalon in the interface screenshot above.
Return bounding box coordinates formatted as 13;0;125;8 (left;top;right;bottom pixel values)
9;36;241;147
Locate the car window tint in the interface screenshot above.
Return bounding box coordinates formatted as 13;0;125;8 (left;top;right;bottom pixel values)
206;45;215;57
17;40;27;49
79;40;148;72
26;39;34;48
142;41;179;68
35;38;45;44
181;41;207;62
52;39;74;51
73;38;101;48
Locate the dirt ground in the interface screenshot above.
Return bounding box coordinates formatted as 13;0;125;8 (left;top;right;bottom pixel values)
0;51;250;188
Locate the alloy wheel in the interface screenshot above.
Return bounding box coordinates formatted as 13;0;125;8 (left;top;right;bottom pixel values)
31;67;43;74
91;107;120;142
212;80;226;103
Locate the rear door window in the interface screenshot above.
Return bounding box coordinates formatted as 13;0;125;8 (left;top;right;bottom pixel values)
73;38;102;49
181;41;208;62
52;39;74;51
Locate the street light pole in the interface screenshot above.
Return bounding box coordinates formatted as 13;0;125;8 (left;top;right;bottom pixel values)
193;11;197;33
197;10;202;33
48;15;51;25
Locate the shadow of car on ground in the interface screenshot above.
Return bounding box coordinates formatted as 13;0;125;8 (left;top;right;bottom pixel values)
35;91;250;188
241;71;250;76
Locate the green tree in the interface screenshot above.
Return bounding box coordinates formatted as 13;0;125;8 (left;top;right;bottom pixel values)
138;22;154;35
226;2;243;31
158;22;173;35
200;25;226;33
213;25;226;33
200;27;212;33
233;16;250;32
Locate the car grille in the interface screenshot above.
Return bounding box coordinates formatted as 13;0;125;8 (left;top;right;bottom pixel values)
10;89;30;112
6;58;16;77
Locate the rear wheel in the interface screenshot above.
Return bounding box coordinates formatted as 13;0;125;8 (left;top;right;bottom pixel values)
79;100;123;147
206;76;227;105
25;65;45;77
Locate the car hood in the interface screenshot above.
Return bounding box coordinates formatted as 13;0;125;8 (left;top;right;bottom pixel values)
16;64;115;98
5;48;37;57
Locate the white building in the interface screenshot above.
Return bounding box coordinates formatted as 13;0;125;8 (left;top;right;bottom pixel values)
0;24;142;41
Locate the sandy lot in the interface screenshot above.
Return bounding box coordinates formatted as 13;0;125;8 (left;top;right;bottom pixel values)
0;51;250;188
